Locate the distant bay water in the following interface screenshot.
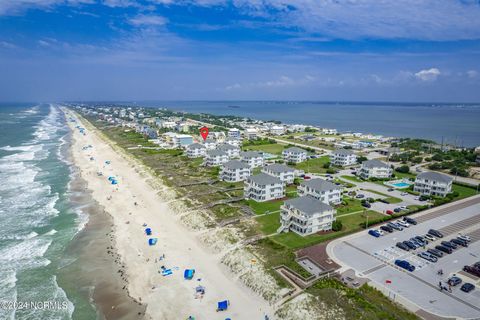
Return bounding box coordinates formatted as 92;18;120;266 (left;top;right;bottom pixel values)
142;101;480;147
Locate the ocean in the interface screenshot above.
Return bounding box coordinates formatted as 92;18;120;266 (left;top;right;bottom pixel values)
144;101;480;147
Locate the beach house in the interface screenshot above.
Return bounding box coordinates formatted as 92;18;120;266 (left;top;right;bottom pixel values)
203;139;217;150
204;149;229;167
216;143;240;158
414;172;453;197
245;128;258;140
262;164;295;184
359;159;392;179
185;143;207;158
244;173;284;202
270;125;285;135
298;179;342;205
228;128;241;140
240;151;264;168
225;137;241;148
282;147;308;164
220;160;251;182
330;149;357;166
278;196;336;236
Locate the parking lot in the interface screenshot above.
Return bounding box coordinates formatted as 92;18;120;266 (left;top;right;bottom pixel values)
328;196;480;319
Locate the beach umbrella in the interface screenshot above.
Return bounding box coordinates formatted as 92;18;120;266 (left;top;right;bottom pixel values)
145;228;152;235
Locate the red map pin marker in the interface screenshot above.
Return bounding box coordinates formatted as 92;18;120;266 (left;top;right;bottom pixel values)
199;126;209;141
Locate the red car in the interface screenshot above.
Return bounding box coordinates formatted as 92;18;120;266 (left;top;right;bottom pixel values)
304;176;311;180
386;210;394;215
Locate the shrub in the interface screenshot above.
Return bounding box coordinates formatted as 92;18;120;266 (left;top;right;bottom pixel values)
332;220;343;231
395;165;410;174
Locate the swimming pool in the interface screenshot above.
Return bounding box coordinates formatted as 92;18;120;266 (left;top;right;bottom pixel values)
384;179;413;189
392;182;411;188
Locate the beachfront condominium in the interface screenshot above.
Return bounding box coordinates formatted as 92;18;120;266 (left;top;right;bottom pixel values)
245;128;258;140
185;143;207;158
270;125;285;135
359;159;393;179
240;151;264;168
216;143;240;158
282;147;308;164
220;160;251;182
330;149;357;167
298;179;342;205
414;171;453;197
278;196;336;236
204;149;229;167
225;137;241;148
203;139;217;150
228;128;241;140
244;173;285;202
262;164;295;184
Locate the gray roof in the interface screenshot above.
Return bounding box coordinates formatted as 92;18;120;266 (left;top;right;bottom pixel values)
284;196;333;216
247;173;282;186
217;143;238;151
333;149;354;156
301;178;342;191
263;163;294;173
362;159;390;169
223;160;250;170
204;139;216;144
206;149;227;157
283;147;307;154
417;171;453;183
241;151;263;159
188;143;206;150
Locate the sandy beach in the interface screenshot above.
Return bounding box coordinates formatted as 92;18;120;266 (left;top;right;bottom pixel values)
63;108;273;320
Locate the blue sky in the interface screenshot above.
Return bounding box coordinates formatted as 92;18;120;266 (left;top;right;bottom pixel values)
1;0;480;102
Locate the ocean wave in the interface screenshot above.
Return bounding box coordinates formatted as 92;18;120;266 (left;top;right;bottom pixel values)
0;231;38;240
0;238;52;270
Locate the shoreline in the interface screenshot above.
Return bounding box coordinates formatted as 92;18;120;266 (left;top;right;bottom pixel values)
62;108;274;319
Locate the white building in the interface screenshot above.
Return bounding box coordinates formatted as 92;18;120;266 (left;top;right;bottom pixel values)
228;128;241;140
207;131;226;142
359;159;392;179
220;160;251;182
270;125;285;135
204;150;229;167
185;143;206;158
262;164;295;184
245;128;258;140
278;196;336;236
244;173;285;202
203;139;217;150
225;137;241;148
240;151;264;168
282;147;308;164
414;172;453;197
216;143;240;158
173;134;193;147
330;149;357;167
321;128;337;135
298;179;342;205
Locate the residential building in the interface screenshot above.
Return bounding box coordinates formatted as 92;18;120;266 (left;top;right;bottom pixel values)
173;134;193;147
244;173;284;202
245;128;258;140
207;131;226;141
279;196;336;236
204;150;229;167
298;179;342;205
240;151;264;168
225;137;241;148
220;160;251;182
330;149;357;166
185;143;206;158
270;125;285;135
262;164;295;184
414;172;453;197
216;143;240;158
228;128;241;140
203;139;217;150
359;159;392;179
283;147;308;164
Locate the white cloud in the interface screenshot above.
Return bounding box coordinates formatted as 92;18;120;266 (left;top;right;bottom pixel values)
0;41;17;49
225;74;315;90
415;68;441;81
129;14;168;26
466;70;478;79
37;39;51;47
0;0;93;15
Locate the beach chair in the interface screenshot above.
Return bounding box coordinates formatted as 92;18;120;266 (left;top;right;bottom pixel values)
145;228;152;235
217;300;229;312
162;269;173;276
183;269;195;280
148;238;157;246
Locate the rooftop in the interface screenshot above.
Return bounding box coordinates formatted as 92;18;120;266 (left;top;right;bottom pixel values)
284;195;333;216
333;149;355;156
283;147;307;154
217;143;239;151
263;163;294;173
301;178;342;191
247;173;282;186
206;149;228;157
417;171;453;183
362;159;390;169
188;143;206;150
241;151;263;159
223;160;250;170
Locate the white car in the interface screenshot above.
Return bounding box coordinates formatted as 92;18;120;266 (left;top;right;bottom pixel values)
458;233;471;242
399;205;408;210
401;192;408;196
375;229;385;236
396;220;410;228
424;234;436;241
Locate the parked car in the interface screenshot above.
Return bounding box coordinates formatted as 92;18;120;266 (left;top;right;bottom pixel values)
388;222;403;231
379;199;390;204
356;194;365;199
424;234;436;242
427;248;443;258
414;235;428;244
461;283;475;293
304;176;311;180
396;242;410;251
376;229;385;236
463;265;480;277
396;220;410;228
458;233;471;242
362;202;371;208
403;217;417;225
401;192;408;196
410;238;423;248
413;236;427;246
386;209;394;215
380;225;394;233
394;207;401;213
403;241;417;250
441;241;457;250
428;229;444;238
451;238;468;247
368;229;381;237
399;205;408;210
395;259;415;272
435;245;452;254
418;252;437;263
387;188;394;192
448;276;462;287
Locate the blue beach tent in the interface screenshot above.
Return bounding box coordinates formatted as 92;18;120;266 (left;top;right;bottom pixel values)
145;228;152;235
162;269;173;276
111;180;118;185
184;269;195;280
148;238;157;246
217;300;229;311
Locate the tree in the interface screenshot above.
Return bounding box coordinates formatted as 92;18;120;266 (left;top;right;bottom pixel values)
332;220;343;231
395;165;410;174
357;156;368;163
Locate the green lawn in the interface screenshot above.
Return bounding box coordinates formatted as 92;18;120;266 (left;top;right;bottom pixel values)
243;143;285;155
392;171;416;180
452;183;478;200
293;156;331;173
363;189;403;204
336;198;365;215
255;212;281;234
247;199;284;215
341;175;363;183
